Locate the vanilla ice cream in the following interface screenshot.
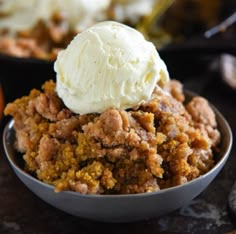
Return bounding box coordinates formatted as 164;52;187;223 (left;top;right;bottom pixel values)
55;21;169;115
0;0;110;35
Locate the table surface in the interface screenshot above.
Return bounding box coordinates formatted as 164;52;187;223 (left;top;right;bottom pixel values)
1;31;236;234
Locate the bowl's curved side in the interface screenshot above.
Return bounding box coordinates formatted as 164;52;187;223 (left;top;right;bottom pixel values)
0;53;53;66
2;95;232;222
6;164;220;222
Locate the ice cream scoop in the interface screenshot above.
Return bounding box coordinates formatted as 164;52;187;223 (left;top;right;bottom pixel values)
55;21;169;114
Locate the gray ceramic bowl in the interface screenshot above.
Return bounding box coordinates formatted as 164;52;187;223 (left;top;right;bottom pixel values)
2;93;232;223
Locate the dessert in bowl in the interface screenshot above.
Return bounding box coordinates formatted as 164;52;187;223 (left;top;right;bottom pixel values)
3;21;232;222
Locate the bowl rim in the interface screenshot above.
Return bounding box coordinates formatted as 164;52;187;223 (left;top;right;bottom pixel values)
3;99;233;199
0;52;54;65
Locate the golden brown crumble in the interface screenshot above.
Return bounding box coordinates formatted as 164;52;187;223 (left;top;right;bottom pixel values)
4;80;221;194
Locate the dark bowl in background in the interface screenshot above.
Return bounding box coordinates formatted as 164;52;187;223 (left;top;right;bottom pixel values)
0;45;230;105
0;53;55;104
1;40;235;107
0;49;203;109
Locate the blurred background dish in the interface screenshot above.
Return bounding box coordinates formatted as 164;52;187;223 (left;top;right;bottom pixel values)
0;0;111;60
0;0;235;61
0;0;158;61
